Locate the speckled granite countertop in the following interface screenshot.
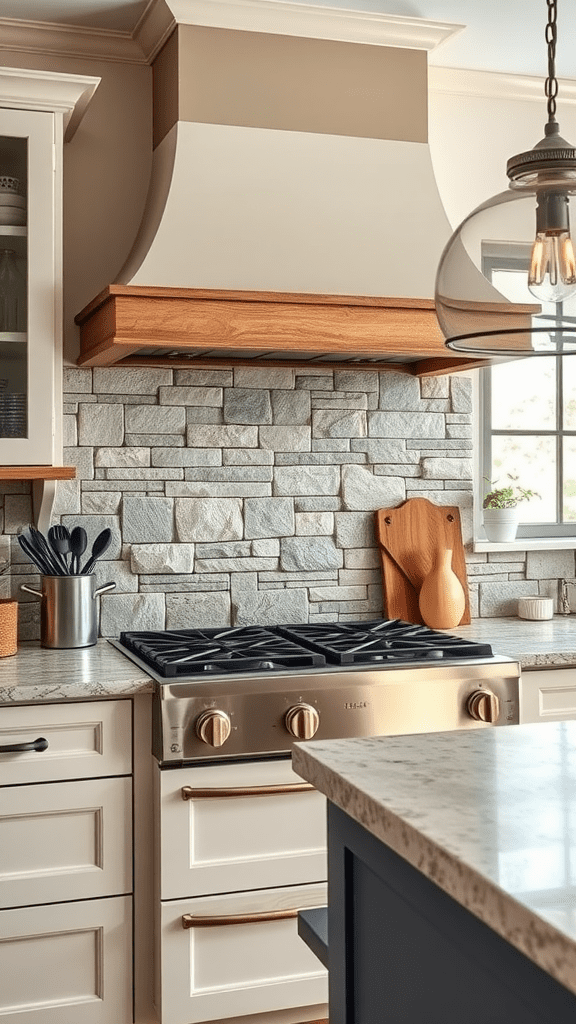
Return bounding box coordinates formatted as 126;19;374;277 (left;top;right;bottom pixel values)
453;616;576;668
2;617;576;706
0;640;152;703
293;722;576;995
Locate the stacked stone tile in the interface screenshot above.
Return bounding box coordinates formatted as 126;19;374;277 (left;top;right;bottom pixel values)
1;365;573;639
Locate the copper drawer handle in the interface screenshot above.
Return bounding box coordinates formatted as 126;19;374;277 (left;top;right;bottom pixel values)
181;781;314;800
182;908;300;928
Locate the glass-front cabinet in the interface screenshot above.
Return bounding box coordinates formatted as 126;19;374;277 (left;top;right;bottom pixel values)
0;70;99;468
0;109;51;463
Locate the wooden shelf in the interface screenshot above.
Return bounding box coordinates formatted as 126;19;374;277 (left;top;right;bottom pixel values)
75;286;493;377
0;466;75;480
0;467;75;532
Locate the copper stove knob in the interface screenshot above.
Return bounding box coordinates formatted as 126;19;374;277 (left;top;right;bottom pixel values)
467;689;500;724
195;709;231;747
284;703;320;740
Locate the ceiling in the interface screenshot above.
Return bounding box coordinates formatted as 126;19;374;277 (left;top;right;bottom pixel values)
2;0;576;80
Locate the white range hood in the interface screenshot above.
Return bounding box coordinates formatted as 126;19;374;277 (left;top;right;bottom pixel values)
117;0;462;299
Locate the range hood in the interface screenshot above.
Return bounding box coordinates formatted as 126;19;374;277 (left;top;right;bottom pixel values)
75;0;490;375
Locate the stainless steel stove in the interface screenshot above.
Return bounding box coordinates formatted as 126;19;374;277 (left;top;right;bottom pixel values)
109;619;520;764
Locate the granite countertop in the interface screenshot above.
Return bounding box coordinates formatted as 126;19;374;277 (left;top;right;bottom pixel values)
2;616;576;706
293;722;576;995
453;615;576;668
0;640;153;703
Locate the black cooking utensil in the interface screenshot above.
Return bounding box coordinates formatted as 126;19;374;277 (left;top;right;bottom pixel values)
69;526;87;575
17;532;54;576
27;525;65;576
48;524;72;574
81;528;112;575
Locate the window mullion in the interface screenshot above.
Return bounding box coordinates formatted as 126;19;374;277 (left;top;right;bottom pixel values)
558;355;563;525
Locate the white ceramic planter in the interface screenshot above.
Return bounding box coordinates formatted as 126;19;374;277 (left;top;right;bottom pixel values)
483;507;520;542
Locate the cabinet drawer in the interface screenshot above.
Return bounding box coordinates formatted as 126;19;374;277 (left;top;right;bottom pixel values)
0;700;131;784
158;882;328;1024
158;759;327;899
0;894;132;1024
520;670;576;723
0;776;132;908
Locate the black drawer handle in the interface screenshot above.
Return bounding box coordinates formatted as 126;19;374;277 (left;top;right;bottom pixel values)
0;737;49;753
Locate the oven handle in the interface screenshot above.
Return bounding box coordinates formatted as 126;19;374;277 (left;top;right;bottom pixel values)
181;781;315;800
182;908;300;928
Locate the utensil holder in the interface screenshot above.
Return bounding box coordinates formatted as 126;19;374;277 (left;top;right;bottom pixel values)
20;575;115;649
0;599;17;656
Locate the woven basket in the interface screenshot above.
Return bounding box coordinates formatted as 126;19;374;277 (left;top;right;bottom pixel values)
0;599;17;657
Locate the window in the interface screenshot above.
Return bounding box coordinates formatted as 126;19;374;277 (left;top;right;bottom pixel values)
481;247;576;537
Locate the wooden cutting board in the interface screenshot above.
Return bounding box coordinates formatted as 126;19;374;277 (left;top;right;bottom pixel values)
375;497;471;625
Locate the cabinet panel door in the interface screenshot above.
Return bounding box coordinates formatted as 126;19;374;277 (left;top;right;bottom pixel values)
0;699;132;785
158;758;326;899
0;895;132;1024
0;108;56;465
520;670;576;723
159;883;328;1024
0;776;132;908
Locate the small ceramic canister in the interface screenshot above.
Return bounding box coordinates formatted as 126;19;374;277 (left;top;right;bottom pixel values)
0;598;17;656
518;597;554;620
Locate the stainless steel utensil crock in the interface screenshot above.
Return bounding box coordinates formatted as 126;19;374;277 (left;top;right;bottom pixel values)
20;575;116;648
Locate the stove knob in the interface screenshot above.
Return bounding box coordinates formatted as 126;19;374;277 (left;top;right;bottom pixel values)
285;703;320;740
195;709;231;747
467;689;500;724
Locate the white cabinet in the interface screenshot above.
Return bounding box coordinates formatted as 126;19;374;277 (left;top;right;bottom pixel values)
0;895;132;1024
0;68;98;467
0;775;132;909
0;698;132;785
520;669;576;723
155;757;328;1024
158;758;326;899
0;699;133;1024
158;883;328;1024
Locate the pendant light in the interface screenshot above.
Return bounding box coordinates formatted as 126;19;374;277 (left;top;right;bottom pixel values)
435;0;576;356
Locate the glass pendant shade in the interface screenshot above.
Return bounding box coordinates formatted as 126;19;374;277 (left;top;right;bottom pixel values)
435;0;576;357
436;174;576;357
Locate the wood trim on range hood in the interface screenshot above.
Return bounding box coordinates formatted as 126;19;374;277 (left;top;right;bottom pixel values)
74;286;492;377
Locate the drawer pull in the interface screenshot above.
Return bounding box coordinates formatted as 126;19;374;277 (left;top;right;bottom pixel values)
0;736;49;754
181;781;315;800
182;908;300;928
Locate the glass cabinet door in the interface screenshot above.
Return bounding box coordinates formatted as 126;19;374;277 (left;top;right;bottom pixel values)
0;107;56;465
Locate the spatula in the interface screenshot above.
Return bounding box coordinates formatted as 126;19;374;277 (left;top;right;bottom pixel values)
69;526;87;575
81;528;112;575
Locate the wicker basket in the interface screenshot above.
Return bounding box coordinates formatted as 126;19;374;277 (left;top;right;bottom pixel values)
0;599;17;657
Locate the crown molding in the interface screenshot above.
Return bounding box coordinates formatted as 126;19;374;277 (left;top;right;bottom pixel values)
163;0;464;50
429;65;576;104
0;15;147;64
0;1;463;66
132;0;175;64
0;66;100;140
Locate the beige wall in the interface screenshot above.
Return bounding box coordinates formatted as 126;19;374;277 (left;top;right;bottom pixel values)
0;50;152;363
153;25;428;148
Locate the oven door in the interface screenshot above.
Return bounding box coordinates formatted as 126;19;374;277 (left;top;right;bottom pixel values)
156;758;327;899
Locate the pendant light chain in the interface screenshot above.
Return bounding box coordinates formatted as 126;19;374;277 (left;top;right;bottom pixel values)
545;0;559;127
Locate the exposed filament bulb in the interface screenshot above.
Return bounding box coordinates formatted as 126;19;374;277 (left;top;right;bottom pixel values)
528;192;576;303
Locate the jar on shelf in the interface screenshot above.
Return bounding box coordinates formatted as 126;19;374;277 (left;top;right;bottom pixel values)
0;248;26;332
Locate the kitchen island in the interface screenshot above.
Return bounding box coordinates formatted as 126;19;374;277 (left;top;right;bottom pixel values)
293;723;576;1023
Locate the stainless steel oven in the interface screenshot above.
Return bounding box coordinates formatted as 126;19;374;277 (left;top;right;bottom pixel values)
110;619;520;1024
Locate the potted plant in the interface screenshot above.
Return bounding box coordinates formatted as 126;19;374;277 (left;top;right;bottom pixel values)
482;477;539;542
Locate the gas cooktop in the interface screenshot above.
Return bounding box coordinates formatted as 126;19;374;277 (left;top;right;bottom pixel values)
111;619;494;680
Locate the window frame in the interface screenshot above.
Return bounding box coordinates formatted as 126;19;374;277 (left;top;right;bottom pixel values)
479;245;576;541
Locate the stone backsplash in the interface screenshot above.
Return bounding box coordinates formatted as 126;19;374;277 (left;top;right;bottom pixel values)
1;365;573;639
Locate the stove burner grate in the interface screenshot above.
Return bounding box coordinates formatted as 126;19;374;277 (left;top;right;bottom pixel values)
277;620;493;664
119;626;326;677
